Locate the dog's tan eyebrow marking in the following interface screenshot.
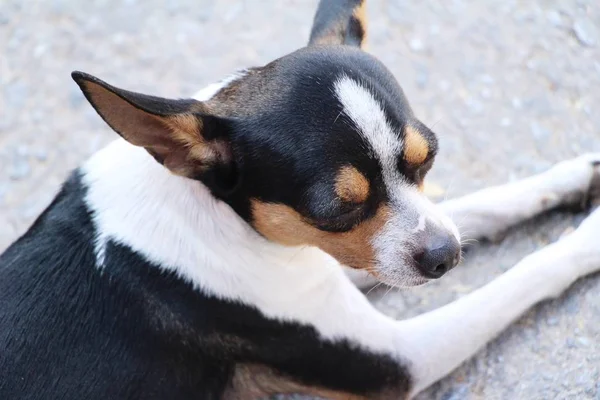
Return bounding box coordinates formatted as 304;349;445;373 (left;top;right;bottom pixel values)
335;166;370;203
403;126;429;165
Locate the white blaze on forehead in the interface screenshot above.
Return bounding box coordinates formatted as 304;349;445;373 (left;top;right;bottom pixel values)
333;75;403;178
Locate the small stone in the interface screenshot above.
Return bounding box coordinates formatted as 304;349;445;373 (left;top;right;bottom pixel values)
466;98;484;114
480;74;495;84
531;121;551;140
546;10;562;27
438;80;451;92
16;145;28;157
4;81;28;109
0;183;8;204
35;150;48;162
573;18;598;47
547;316;559;326
576;337;591;347
31;110;44;123
408;37;425;52
415;64;429;89
566;337;577;348
565;296;580;314
33;44;47;58
512;97;522;109
9;156;31;181
441;384;469;400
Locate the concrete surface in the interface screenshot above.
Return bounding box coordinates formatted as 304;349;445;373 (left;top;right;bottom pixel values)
1;0;599;398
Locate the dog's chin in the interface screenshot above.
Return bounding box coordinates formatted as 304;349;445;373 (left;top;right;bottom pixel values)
390;275;431;288
373;268;432;288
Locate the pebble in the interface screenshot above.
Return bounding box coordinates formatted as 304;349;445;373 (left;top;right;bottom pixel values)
576;337;591;347
546;10;563;27
466;98;484;114
511;97;522;109
9;156;31;181
4;81;28;109
531;121;551;140
441;384;469;400
573;18;598;47
35;150;48;162
565;296;580;315
0;183;8;204
415;64;429;89
409;37;425;52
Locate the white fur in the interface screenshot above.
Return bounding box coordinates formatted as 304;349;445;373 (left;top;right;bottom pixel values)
81;72;600;398
83;139;407;356
334;75;460;285
192;70;248;101
333;75;402;179
82;72;409;359
83;142;600;398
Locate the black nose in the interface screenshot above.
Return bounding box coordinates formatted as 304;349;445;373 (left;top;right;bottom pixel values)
415;236;461;279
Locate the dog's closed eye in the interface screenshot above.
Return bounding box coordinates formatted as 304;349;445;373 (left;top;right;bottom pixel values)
313;205;366;233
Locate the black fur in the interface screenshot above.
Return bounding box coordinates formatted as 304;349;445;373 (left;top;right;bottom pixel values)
220;47;438;230
309;0;365;46
1;0;444;397
0;174;411;399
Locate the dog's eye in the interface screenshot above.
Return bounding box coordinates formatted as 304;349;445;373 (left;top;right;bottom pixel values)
313;205;364;233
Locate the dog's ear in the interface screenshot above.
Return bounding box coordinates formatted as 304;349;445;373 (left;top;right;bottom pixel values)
72;71;237;193
308;0;367;48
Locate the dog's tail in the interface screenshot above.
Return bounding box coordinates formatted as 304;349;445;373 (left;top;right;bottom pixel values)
308;0;367;48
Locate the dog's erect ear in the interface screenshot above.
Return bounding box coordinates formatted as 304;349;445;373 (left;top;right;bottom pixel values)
308;0;367;48
72;71;236;191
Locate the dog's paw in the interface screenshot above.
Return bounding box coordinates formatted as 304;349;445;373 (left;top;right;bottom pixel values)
546;153;600;208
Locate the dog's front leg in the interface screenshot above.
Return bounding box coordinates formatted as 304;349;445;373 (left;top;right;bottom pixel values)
438;154;600;241
395;206;600;397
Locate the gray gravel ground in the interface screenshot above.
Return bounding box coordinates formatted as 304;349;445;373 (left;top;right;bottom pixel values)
2;0;600;399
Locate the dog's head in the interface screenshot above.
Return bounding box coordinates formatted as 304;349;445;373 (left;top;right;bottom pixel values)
73;0;460;287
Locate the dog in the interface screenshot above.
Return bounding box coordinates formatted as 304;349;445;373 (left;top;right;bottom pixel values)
1;0;600;399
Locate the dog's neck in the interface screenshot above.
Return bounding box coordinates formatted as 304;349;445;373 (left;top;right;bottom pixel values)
82;139;344;310
80;138;400;356
77;78;398;352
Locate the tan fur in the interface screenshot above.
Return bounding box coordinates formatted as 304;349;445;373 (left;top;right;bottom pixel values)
335;166;370;203
310;0;367;48
251;201;391;271
82;80;227;177
224;364;373;400
353;0;368;47
403;126;429;165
